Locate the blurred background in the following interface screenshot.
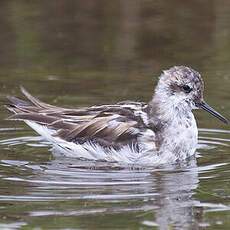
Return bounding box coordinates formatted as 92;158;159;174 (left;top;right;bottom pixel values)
0;1;229;229
0;0;229;128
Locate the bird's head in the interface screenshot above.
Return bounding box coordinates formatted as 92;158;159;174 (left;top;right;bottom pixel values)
154;66;228;124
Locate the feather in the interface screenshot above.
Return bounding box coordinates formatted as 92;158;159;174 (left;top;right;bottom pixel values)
20;86;57;109
6;87;148;150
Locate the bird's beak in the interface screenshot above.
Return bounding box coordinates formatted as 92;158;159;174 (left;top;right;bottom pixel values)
197;101;229;124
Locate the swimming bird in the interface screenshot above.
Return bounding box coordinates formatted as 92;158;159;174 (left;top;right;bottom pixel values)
6;66;228;165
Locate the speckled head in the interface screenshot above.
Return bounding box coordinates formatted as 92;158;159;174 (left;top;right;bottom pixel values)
156;66;204;108
154;66;228;124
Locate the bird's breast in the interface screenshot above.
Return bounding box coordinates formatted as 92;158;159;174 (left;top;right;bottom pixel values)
153;114;198;160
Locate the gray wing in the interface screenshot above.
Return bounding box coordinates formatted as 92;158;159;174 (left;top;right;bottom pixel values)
6;87;148;148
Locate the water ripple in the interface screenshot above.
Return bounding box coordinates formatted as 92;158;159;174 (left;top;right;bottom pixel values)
0;127;229;229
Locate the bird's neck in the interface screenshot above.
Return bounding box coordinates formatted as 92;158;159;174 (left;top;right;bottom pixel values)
147;92;198;159
147;91;192;130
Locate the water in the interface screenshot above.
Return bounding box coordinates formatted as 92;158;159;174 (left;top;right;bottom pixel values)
0;1;229;229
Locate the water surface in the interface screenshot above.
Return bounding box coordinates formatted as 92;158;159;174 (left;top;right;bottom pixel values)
0;1;229;229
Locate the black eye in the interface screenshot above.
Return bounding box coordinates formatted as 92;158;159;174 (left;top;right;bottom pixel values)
182;85;192;93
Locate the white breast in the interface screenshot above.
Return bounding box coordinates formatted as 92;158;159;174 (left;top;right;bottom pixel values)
158;113;198;161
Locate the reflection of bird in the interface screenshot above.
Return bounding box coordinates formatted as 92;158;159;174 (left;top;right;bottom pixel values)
6;66;228;164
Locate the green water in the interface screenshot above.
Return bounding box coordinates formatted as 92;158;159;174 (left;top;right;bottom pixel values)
0;1;229;229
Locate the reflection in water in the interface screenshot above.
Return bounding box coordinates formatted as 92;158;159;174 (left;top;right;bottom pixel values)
0;128;229;228
2;157;200;229
154;162;199;229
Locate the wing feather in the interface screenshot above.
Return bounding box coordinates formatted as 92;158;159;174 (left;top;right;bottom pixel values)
6;87;147;148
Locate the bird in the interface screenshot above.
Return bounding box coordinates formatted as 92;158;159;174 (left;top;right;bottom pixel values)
5;66;228;165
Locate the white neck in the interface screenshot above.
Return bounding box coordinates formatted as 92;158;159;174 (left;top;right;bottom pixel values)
147;88;198;160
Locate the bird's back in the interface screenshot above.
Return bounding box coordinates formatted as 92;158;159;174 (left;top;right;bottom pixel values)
6;88;154;157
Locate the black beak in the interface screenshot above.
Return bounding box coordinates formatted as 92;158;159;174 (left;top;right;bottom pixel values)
197;101;229;124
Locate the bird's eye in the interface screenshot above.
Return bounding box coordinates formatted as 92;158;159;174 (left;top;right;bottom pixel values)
182;85;192;93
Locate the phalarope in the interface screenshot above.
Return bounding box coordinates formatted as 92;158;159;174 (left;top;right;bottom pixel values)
6;66;228;165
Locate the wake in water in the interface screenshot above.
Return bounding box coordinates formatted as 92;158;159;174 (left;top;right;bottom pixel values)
0;127;229;166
